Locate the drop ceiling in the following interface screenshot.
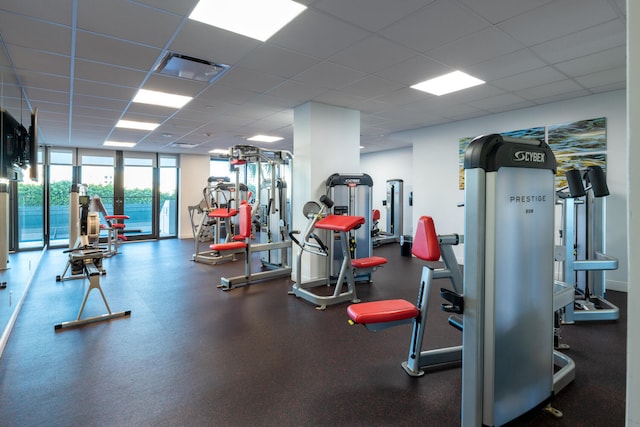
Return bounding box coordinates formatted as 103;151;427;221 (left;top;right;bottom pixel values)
0;0;627;155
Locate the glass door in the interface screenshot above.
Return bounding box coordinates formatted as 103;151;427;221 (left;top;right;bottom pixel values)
121;152;155;238
48;148;75;247
79;150;115;239
17;152;44;249
159;155;178;237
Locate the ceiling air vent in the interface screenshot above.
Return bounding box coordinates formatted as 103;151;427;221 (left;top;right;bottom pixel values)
169;142;199;149
156;53;229;83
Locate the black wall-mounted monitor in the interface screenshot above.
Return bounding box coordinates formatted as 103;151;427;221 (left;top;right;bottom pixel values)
1;107;38;182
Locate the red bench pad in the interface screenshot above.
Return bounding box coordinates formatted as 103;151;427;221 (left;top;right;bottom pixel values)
315;215;365;232
105;215;130;220
209;208;238;218
210;242;246;251
352;256;387;269
347;299;418;324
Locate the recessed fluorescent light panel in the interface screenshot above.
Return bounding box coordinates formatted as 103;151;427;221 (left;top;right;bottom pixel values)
247;134;283;143
189;0;307;42
104;141;136;148
411;71;485;96
156;53;230;83
133;89;193;109
116;120;159;131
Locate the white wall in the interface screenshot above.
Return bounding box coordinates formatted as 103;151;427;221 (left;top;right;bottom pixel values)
360;146;414;237
178;154;211;239
396;90;627;292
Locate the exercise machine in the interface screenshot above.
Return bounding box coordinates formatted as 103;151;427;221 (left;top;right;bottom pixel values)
348;215;464;375
189;176;248;264
290;195;386;310
55;184;130;330
326;173;375;281
348;134;575;426
556;166;619;322
373;179;404;247
218;145;293;289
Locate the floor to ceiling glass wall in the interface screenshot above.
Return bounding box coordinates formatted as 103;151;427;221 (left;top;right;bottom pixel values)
16;155;43;249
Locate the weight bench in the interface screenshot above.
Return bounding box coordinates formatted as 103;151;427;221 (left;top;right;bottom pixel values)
209;203;250;257
347;215;464;376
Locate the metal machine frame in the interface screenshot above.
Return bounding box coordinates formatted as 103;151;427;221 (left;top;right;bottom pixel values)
373;179;404;247
556;167;619;322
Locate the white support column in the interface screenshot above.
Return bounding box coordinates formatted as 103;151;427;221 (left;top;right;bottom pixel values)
292;102;360;281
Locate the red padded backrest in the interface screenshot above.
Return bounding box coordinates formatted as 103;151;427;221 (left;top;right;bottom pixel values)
239;203;252;238
411;216;440;261
372;209;381;221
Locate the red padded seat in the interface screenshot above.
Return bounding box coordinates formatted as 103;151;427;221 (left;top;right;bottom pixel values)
210;241;246;251
315;215;365;232
372;209;381;221
347;299;418;324
208;208;238;218
351;256;387;269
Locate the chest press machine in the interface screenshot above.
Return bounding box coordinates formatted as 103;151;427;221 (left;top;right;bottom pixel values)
347;135;575;426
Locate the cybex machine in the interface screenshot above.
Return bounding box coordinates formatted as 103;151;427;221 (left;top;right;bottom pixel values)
326;173;374;281
556;166;618;322
373;179;404;247
347;135;574;426
218;145;293;289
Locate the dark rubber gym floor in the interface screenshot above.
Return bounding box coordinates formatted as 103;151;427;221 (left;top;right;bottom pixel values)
0;239;627;426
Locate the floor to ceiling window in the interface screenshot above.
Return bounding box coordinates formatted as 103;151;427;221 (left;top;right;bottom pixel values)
16;150;43;249
122;152;155;238
48;148;74;247
159;155;178;237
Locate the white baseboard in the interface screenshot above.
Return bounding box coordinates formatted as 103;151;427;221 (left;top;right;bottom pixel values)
607;280;628;293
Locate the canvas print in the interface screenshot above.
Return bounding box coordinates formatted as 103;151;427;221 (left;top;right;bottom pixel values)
458;127;544;189
548;117;607;189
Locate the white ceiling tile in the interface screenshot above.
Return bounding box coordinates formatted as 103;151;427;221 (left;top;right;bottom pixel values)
0;13;72;55
77;0;183;48
460;0;555;24
268;9;369;59
339;76;405;99
575;66;626;89
73;94;129;111
19;71;70;92
292;61;367;90
467;49;547;82
314;0;431;32
74;59;146;88
380;0;490;53
426;27;524;68
328;35;416;74
374;55;450;86
73;80;136;101
23;88;68;105
75;31;161;71
234;44;319;79
531;20;626;64
554;46;626;77
491;66;567;91
263;80;329;106
7;46;70;77
467;92;530;110
515;79;586;100
216;67;286;94
498;0;618;46
130;0;199;16
143;73;209;97
0;0;74;26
